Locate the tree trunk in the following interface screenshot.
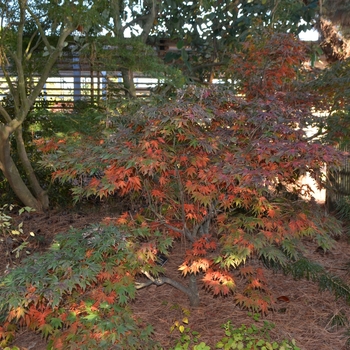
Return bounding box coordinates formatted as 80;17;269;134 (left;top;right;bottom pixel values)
121;68;137;98
317;18;350;62
188;274;200;307
139;271;200;307
0;127;46;212
14;127;49;210
0;0;75;211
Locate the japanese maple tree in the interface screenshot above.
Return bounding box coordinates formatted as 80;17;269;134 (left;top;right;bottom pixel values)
39;31;343;311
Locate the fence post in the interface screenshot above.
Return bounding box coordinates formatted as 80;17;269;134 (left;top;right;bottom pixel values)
73;53;81;104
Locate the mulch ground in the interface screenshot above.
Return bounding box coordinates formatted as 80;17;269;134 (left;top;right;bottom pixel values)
1;205;350;350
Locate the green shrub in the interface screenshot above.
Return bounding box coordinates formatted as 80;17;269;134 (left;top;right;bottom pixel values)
216;320;300;350
0;223;165;349
169;315;300;350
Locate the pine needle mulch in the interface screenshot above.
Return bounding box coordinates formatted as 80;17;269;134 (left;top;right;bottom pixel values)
2;209;350;350
131;237;350;350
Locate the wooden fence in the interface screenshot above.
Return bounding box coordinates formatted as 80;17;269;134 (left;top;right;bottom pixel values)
327;144;350;208
0;55;160;111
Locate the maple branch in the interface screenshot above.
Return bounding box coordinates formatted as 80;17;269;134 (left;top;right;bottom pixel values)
303;109;331;142
175;167;195;241
144;174;194;242
138;270;199;306
175;167;186;222
0;104;12;124
304;128;327;141
161;222;194;242
193;203;217;236
121;14;149;32
144;205;195;241
135;279;153;289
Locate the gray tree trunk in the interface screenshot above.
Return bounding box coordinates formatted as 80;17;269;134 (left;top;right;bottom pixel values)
0;126;46;211
121;68;137;98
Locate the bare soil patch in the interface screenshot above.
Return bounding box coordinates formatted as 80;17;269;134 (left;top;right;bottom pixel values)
1;207;350;350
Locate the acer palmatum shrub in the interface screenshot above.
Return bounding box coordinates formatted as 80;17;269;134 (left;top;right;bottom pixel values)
37;85;345;312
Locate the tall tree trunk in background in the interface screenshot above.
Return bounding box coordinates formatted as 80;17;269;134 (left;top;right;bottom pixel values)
317;18;350;62
318;0;350;62
121;68;137;98
110;0;159;98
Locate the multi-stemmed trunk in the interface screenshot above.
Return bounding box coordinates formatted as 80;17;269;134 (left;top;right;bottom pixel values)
0;126;48;211
0;0;75;211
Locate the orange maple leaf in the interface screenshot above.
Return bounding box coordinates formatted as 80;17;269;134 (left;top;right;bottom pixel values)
178;263;191;276
267;207;276;218
88;177;100;189
128;176;142;191
183;203;195;213
151;189;166;200
159;175;168;186
239;265;254;277
186;166;197;177
116;212;129;225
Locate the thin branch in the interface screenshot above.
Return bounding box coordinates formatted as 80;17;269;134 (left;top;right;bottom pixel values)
304;128;327;141
144;173;194;242
175;166;194;241
110;0;123;37
0;53;19;111
163;222;194;242
122;14;150;32
149;208;194;242
25;6;53;54
141;0;159;43
26;30;43;59
0;104;12;124
193;203;216;236
14;2;27;111
27;24;74;108
178;175;187;225
135;279;154;289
